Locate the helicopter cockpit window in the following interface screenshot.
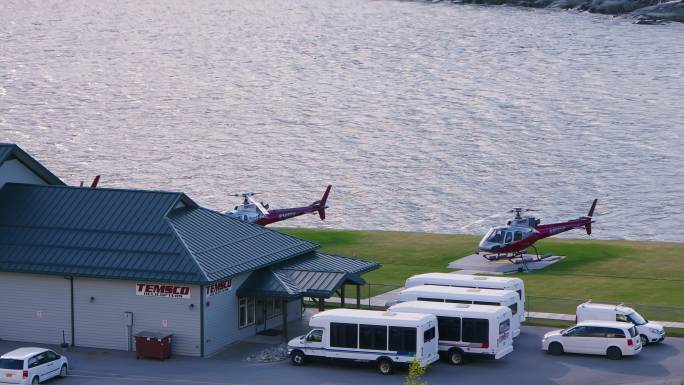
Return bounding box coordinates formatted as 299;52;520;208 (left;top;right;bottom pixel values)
486;229;505;244
514;231;522;241
504;232;512;244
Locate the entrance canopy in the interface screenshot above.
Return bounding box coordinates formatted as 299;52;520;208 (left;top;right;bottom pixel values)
236;252;379;299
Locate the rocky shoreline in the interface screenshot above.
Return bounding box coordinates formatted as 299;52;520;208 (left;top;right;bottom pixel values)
452;0;684;23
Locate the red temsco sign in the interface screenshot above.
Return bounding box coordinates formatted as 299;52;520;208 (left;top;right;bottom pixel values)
136;283;191;299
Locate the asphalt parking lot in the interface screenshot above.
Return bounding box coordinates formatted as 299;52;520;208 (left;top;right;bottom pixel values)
1;326;682;385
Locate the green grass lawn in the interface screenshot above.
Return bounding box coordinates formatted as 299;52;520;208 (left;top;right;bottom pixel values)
279;228;684;320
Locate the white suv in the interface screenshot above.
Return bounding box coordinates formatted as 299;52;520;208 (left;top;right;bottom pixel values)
0;348;68;385
542;321;642;360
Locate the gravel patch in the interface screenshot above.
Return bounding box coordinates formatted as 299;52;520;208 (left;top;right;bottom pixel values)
246;343;289;362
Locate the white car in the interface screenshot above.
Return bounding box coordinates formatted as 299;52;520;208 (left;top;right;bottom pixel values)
542;321;642;360
576;301;665;345
0;348;68;385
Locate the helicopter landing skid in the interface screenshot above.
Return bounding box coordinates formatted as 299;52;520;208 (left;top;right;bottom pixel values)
479;246;543;272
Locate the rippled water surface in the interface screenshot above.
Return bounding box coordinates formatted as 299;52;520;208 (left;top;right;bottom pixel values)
1;0;683;241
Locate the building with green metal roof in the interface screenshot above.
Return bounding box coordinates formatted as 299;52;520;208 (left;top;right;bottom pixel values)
0;144;379;357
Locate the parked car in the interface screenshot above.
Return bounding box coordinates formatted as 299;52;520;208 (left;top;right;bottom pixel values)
576;301;665;345
287;308;440;374
0;347;68;385
542;321;642;360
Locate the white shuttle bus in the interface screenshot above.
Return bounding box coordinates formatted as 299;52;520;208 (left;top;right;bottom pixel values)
287;309;440;375
405;273;526;322
397;285;521;337
389;301;514;365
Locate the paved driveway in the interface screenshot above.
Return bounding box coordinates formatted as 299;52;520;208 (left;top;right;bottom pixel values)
1;326;682;385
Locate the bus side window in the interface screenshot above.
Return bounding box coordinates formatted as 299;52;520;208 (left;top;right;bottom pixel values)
359;324;387;350
417;297;445;303
445;299;470;304
462;318;489;344
423;327;436;343
437;316;461;342
508;303;518;315
330;322;358;348
389;326;417;353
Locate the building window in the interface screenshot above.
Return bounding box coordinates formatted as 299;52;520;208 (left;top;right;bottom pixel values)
266;297;283;319
239;297;256;328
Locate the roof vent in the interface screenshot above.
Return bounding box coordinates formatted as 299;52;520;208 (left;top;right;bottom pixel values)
452;303;470;308
382;311;397;317
473;276;488;280
467;288;481;292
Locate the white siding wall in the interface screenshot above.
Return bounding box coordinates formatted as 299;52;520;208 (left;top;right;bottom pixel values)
0;159;48;188
0;272;72;345
73;278;201;356
203;272;303;357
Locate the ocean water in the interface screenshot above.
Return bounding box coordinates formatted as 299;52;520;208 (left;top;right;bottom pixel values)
1;0;683;241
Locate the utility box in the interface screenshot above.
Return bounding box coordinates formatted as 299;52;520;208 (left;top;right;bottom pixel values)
134;331;173;360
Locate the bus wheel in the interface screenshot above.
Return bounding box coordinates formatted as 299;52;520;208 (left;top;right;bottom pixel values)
377;357;394;375
448;349;465;365
291;350;306;366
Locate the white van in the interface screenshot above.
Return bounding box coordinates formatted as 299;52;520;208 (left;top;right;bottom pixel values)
405;273;526;322
576;301;665;345
542;321;642;360
389;301;514;365
396;285;521;337
287;309;440;375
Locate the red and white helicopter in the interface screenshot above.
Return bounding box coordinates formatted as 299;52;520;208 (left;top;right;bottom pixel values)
478;199;598;261
224;185;331;226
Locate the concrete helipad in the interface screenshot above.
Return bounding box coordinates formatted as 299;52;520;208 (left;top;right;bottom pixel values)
448;253;565;273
